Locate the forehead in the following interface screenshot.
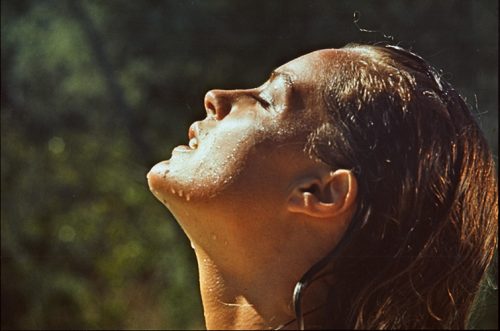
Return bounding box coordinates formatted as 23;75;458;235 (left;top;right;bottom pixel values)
275;49;344;83
270;49;349;113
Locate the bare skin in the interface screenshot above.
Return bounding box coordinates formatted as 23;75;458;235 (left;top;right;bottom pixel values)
148;49;358;330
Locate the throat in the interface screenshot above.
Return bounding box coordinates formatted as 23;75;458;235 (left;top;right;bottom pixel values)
194;248;296;330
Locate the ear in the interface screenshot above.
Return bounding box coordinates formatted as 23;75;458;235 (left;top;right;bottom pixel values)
287;169;357;218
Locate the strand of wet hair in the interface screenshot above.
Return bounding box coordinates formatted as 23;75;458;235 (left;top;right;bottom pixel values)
353;11;395;41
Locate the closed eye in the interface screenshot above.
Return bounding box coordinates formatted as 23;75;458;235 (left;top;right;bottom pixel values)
254;95;271;109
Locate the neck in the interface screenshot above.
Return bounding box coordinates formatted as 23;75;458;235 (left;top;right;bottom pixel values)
194;247;298;330
193;247;334;330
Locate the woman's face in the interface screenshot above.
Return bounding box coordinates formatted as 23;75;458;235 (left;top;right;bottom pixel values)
148;49;350;275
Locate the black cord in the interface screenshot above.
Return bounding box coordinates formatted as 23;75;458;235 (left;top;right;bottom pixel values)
274;304;327;330
292;206;369;330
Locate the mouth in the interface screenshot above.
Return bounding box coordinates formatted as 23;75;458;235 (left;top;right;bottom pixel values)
188;121;200;150
173;121;200;153
189;137;198;149
188;137;199;149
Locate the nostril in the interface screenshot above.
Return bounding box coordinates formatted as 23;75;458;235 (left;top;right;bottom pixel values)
204;92;217;118
206;102;217;118
204;90;231;120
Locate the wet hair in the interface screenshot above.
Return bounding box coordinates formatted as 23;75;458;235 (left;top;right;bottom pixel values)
296;44;498;329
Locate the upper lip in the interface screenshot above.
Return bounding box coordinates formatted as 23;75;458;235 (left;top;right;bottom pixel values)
188;121;200;140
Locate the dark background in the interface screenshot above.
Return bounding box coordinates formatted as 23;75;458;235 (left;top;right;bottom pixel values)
1;0;497;329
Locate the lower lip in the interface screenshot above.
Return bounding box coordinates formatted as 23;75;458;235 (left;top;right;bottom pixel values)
172;145;193;153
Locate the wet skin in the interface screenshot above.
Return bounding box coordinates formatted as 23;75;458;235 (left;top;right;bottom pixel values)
147;49;358;329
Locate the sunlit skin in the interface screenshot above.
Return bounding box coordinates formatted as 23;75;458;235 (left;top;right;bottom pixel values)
147;49;358;330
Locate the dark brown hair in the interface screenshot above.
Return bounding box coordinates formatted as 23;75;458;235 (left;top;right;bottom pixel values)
297;44;498;329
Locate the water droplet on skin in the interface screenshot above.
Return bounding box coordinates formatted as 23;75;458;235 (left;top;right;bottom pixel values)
224;240;228;246
211;234;217;240
178;190;183;197
186;194;191;201
190;241;196;250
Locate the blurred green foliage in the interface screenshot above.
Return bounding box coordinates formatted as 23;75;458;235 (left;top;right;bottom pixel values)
1;0;497;329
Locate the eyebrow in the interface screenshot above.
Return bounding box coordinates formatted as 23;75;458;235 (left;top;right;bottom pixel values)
269;70;292;83
264;70;296;109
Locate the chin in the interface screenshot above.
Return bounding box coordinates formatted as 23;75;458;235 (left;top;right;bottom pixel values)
147;160;228;209
147;161;192;205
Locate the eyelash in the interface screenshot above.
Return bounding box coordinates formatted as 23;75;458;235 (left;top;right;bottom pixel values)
255;95;271;109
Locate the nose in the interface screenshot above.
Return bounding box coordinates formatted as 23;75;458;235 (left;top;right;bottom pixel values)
204;90;233;120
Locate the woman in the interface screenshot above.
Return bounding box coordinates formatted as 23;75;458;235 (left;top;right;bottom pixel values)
147;44;498;330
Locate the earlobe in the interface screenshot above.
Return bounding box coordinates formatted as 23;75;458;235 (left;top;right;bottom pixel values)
287;169;357;219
